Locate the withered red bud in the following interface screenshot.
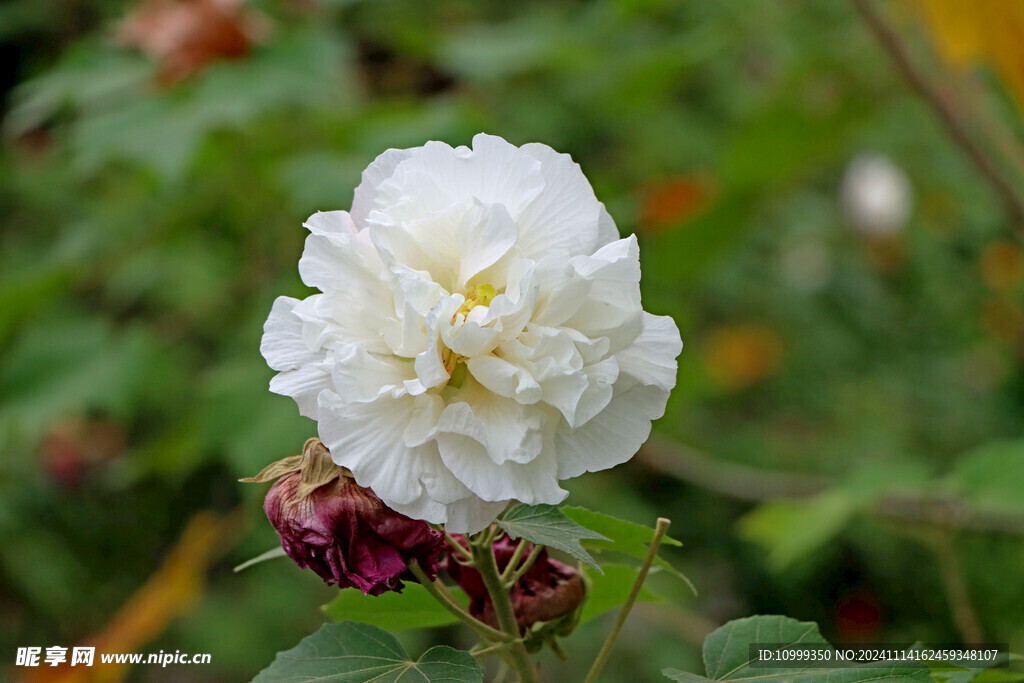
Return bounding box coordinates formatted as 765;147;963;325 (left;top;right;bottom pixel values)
260;441;445;595
445;534;586;632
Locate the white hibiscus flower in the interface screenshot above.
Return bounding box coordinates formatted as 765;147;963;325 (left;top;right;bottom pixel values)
261;134;682;533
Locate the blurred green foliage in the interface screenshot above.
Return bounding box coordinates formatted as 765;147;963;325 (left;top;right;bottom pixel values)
3;0;1024;681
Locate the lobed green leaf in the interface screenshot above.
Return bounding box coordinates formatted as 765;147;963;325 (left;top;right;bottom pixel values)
496;503;607;572
252;621;482;682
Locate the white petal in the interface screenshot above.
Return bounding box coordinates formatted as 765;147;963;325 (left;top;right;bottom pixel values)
372;136;545;226
466;355;542;404
530;256;592;328
537;370;589;426
596;203;619;246
415;295;462;389
616;313;682;390
299;217;382;292
386;263;445;357
516;141;605;260
571;357;620;428
330;342;423;403
476;259;538;337
457;202;518;288
269;363;332;419
367;217;435;274
318;391;456;511
565;235;643;353
303;210;356;237
441;498;511;535
555;380;670;479
435;429;565;505
261;296;317;371
302;291;395;356
350;148;417;229
437;380;546;466
404;393;445;447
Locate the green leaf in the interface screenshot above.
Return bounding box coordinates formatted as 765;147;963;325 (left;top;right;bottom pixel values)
496;504;607;572
322;583;468;632
662;615;931;683
579;564;662;624
252;621;482;682
949;440;1024;512
736;492;857;572
233;547;287;574
929;652;1024;683
561;506;693;591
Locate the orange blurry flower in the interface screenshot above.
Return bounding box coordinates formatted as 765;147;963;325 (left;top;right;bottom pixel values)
981;298;1024;343
702;324;784;391
117;0;268;85
638;176;714;235
911;0;1024;111
979;240;1023;292
19;511;241;683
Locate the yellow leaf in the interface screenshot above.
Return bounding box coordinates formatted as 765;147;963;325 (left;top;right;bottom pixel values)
913;0;1024;110
19;510;242;683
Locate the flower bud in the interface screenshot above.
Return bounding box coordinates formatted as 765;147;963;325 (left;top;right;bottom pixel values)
445;534;586;633
246;438;445;595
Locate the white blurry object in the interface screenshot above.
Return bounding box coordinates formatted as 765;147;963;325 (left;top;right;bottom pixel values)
840;154;912;236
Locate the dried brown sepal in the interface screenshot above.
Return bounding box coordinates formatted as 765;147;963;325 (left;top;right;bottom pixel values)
239;454;303;484
296;437;350;502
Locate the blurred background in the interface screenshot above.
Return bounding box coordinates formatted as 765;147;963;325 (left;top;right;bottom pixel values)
3;0;1024;680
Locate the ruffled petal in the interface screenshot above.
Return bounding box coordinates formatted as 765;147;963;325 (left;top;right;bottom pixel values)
436;379;546;466
457;201;518;288
330;342;424;403
350;148;417;229
261;296;318;371
318;391;458;515
615;312;682;390
517;142;606;260
555;381;670;479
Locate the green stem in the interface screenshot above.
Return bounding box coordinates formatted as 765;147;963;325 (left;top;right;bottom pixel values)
504;543;543;587
407;560;513;643
473;534;538;683
470;642;512;659
446;532;474;562
583;517;671;683
499;539;531;583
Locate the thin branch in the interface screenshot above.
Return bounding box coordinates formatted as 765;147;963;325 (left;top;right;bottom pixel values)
852;0;1024;232
407;560;513;644
638;436;1024;536
638;436;828;502
927;531;985;643
584;518;671;683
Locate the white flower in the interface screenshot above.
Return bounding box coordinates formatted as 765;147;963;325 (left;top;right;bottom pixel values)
261;134;682;533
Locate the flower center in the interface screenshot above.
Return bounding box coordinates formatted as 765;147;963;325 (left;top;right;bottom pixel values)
442;283;496;384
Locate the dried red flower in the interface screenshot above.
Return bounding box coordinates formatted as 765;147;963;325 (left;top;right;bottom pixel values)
248;439;445;595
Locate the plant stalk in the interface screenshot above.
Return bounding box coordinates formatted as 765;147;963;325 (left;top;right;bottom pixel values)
583;517;671;683
473;533;538;683
407;560;513;643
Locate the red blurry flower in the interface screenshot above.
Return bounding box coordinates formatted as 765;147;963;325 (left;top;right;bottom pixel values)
117;0;268;85
246;438;445;595
40;415;126;487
